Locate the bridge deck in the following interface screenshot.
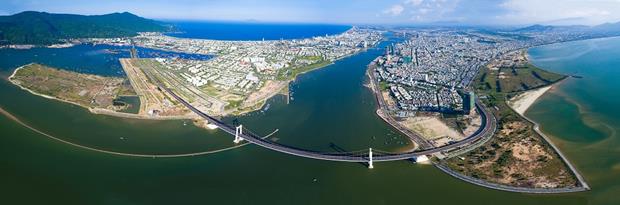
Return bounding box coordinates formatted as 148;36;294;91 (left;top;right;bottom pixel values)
157;77;496;163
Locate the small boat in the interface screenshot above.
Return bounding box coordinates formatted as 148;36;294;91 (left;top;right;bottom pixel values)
263;103;271;111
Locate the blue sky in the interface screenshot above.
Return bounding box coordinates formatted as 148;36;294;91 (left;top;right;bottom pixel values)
2;0;620;25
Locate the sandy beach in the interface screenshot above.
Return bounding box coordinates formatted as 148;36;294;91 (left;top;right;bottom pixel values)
508;86;553;115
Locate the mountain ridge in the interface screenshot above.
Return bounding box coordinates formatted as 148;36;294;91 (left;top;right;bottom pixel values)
0;11;169;45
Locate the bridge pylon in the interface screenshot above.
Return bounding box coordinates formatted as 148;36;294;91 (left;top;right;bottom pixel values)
234;125;244;144
368;148;374;169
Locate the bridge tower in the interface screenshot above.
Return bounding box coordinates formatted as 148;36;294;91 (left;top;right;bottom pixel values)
368;148;374;169
234;125;244;144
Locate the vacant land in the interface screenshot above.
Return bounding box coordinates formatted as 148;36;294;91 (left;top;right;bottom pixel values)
120;58;190;117
127;57;337;116
400;115;464;147
398;111;481;147
442;50;578;189
9;63;134;111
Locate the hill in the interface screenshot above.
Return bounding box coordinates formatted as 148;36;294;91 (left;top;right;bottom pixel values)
513;22;620;35
513;24;556;32
0;11;169;45
591;22;620;34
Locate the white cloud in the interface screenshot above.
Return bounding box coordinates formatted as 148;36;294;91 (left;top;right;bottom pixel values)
405;0;459;22
405;0;424;6
383;4;405;16
498;0;620;25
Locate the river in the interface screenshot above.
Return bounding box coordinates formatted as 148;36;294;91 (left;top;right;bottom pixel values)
0;25;605;204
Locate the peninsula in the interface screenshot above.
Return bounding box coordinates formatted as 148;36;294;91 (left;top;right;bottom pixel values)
369;27;589;192
440;49;580;190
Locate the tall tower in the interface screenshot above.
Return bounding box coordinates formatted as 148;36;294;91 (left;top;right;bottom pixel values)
463;91;476;114
368;148;374;169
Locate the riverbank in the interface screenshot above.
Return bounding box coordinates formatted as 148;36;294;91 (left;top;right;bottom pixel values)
366;63;425;151
0;105;278;158
233;46;373;116
8;64;196;121
8;64;96;110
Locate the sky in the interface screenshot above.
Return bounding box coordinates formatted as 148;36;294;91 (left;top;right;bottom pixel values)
2;0;620;26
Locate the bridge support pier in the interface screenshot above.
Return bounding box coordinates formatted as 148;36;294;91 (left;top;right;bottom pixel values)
368;148;374;169
234;125;243;144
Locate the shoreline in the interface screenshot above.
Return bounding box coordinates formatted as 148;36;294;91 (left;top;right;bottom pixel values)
8;64;196;121
527;35;620;51
0;105;278;158
435;163;588;193
161;27;356;43
502;48;590;190
505;77;590;190
366;62;429;150
230;62;334;116
212;44;371;117
5;42;371;121
399;42;585;192
436;76;590;192
435;78;590;193
508;84;554;115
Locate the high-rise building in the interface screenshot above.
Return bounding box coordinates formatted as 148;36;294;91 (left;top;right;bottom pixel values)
463;91;476;114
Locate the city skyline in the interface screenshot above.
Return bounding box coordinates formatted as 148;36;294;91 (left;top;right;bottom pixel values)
3;0;620;26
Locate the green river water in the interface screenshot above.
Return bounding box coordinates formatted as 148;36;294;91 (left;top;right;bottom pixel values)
0;36;615;204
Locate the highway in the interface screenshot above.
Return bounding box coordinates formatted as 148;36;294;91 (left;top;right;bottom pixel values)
156;75;496;163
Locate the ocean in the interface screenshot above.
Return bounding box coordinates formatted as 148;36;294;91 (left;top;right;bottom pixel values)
527;36;620;205
165;21;351;40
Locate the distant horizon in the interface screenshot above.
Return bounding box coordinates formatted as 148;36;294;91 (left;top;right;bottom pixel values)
3;0;620;26
3;10;618;29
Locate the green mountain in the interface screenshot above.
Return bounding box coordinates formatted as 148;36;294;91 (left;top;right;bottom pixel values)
0;11;169;45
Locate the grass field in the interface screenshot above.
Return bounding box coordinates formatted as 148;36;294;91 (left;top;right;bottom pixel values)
277;59;331;81
477;63;565;95
9;63;133;111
